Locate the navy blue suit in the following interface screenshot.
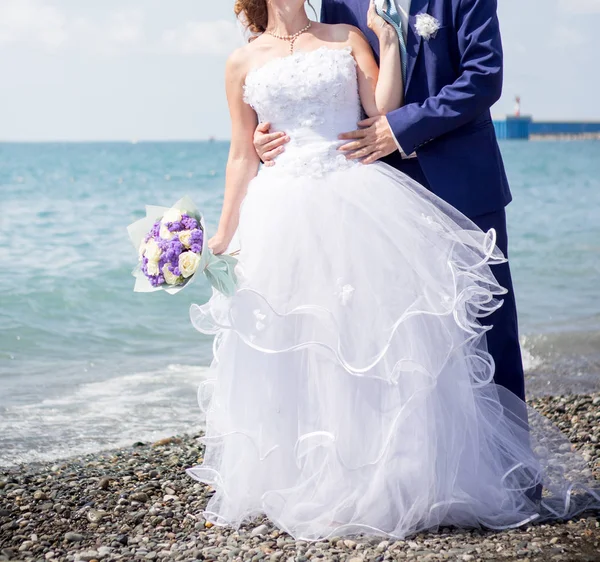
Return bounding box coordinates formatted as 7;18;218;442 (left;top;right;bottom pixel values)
322;0;526;401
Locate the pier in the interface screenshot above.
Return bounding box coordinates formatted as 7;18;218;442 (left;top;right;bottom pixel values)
493;97;600;140
494;118;600;140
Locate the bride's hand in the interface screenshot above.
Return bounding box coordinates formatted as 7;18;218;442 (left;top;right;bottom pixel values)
367;0;396;41
208;234;231;256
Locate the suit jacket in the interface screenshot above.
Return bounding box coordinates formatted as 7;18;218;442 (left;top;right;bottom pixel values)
321;0;512;218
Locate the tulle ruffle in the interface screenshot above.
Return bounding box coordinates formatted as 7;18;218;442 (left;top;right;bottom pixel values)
187;163;599;540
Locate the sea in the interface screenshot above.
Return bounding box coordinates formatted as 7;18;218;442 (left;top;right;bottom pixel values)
1;140;599;467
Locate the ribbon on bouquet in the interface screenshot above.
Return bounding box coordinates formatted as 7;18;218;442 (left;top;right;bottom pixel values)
201;251;239;298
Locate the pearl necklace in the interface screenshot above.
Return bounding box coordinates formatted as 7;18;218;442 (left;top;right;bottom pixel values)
267;21;312;54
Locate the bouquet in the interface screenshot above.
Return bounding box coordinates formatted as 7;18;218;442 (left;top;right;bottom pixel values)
127;195;238;296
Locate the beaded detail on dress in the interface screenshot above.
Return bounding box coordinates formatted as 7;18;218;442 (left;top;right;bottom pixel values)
243;47;361;177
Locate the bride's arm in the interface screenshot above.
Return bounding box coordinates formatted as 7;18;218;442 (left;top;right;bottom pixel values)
347;7;404;117
209;49;261;255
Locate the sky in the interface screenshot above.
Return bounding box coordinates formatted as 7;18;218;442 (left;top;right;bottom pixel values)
0;0;599;141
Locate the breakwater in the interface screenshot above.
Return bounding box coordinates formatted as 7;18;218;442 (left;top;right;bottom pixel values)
494;117;600;140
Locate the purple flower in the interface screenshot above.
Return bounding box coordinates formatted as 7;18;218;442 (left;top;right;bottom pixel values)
167;221;183;233
190;228;203;245
149;273;165;287
181;215;198;230
156;238;169;252
138;211;204;289
164;239;184;263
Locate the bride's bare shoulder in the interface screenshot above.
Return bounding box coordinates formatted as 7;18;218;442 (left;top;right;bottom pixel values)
226;36;277;79
225;44;254;77
225;41;264;83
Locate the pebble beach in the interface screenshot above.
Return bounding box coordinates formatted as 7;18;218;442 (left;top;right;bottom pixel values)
1;394;599;562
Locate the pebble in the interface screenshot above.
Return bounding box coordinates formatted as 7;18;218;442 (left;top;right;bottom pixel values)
130;492;150;503
19;541;33;551
152;437;182;447
33;490;47;501
76;550;99;561
0;393;598;562
86;509;107;523
252;524;269;537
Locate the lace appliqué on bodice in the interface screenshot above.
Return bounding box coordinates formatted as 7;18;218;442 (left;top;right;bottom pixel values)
243;47;362;178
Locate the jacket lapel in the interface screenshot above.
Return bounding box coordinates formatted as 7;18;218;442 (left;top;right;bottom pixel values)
405;0;430;89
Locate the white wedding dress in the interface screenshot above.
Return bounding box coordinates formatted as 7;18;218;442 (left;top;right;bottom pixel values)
187;47;599;540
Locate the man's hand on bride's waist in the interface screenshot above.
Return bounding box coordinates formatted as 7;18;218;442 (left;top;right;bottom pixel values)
253;122;290;167
338;116;398;165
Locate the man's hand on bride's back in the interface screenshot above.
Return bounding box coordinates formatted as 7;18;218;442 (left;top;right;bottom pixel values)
253;122;290;167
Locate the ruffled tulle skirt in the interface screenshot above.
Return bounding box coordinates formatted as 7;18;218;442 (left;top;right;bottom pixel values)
187;162;599;540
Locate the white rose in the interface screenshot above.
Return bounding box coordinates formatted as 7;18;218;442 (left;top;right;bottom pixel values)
144;238;162;262
178;251;201;278
138;240;148;259
159;224;174;240
162;264;182;285
161;208;182;225
146;260;160;276
178;230;192;248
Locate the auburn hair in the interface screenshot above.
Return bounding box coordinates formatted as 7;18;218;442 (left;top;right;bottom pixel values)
234;1;315;35
234;0;269;34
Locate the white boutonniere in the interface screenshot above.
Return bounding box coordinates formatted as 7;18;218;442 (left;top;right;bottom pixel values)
415;14;441;40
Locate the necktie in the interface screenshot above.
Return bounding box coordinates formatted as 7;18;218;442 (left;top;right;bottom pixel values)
374;0;408;83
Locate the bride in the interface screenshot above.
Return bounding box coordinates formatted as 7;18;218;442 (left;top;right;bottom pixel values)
186;0;599;540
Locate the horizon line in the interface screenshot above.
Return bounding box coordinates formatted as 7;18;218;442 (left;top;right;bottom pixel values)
0;139;227;144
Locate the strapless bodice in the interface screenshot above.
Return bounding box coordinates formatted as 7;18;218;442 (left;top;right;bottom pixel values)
243;47;362;177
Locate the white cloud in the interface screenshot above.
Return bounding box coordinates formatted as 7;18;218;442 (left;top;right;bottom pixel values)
0;0;144;53
554;24;589;46
108;9;144;47
161;21;242;56
0;0;67;49
61;9;146;55
559;0;600;14
0;1;242;57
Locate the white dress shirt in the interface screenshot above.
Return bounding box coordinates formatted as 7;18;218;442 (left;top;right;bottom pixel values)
394;0;411;39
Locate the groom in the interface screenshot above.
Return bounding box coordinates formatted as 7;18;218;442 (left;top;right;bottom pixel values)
254;0;526;402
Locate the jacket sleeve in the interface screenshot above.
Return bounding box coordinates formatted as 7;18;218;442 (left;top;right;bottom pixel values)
387;0;503;155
